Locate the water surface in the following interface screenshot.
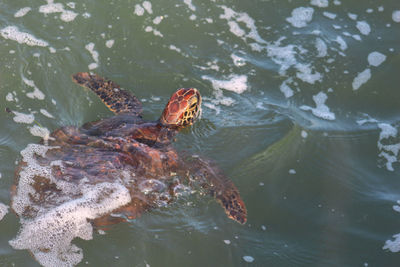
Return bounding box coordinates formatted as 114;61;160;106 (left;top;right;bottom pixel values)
1;0;400;266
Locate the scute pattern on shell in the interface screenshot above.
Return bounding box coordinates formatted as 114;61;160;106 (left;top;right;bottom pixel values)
161;88;201;127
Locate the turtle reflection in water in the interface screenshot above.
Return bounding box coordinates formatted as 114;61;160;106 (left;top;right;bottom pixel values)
12;72;247;230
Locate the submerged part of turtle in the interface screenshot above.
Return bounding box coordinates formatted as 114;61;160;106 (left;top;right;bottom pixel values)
10;72;247;267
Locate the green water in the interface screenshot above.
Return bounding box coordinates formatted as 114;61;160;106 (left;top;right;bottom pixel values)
1;0;400;266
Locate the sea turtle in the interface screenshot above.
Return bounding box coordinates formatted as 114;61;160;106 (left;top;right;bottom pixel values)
11;72;247;229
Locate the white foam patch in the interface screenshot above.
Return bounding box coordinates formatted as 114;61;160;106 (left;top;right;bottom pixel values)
144;26;163;37
29;125;50;140
60;10;78;22
0;203;8;221
39;0;78;22
301;130;308;138
85;43;99;70
105;39;114;48
266;43;297;75
219;6;267;46
335;36;347;50
231;54;246;67
315;38;327;57
243;256;255;263
183;0;196;11
356;21;371;35
202;75;248;94
377;123;400;171
23;77;45;100
169;45;182;53
153;16;163;25
295;63;323;84
352;68;371;90
393;11;400;23
134;4;145;16
323;12;337;19
13;111;35;124
6;92;15;102
348;13;357;20
286;7;314;28
300;92;336;120
142;1;153;14
280;78;294;98
384;201;400;251
10;144;132;267
40;109;55;119
0;26;49;47
368;51;386;67
14;7;32;18
310;0;329;8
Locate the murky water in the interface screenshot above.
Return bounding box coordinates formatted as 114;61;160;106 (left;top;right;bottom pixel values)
1;0;400;266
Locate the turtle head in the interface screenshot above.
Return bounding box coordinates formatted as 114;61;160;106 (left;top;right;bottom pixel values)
160;88;202;128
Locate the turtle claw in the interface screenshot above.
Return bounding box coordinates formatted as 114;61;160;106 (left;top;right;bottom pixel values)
216;190;247;224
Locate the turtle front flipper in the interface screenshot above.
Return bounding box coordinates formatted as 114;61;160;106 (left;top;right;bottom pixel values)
188;157;247;224
72;72;143;116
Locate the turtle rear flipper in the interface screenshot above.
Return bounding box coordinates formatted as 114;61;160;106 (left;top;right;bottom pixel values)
72;72;143;116
188;157;247;224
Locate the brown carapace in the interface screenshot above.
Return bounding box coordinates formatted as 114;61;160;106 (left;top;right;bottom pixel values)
13;72;247;228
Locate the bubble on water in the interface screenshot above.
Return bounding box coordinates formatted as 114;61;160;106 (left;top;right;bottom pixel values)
289;169;296;174
231;54;246;67
223;240;231;245
377;123;400;172
153;16;163;25
23;76;45;100
310;0;329;8
243;256;255;263
301;130;308;138
0;203;8;221
261;225;267;231
356;21;371;35
0;26;49;47
335;36;347;50
60;10;78;22
134;4;145;16
14;7;32;18
219;5;267;46
40;109;55;119
85;42;99;69
315;38;327;57
142;1;153;14
202;74;248;94
348;13;357;20
10;143;132;267
105;39;114;48
286;7;314;28
384;200;400;252
393;11;400;23
29;125;50;140
39;0;78;22
323;12;337;19
295;63;323;84
280;79;294;98
352;68;371;90
300;92;336;121
13;111;35;124
183;0;196;11
367;51;386;67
